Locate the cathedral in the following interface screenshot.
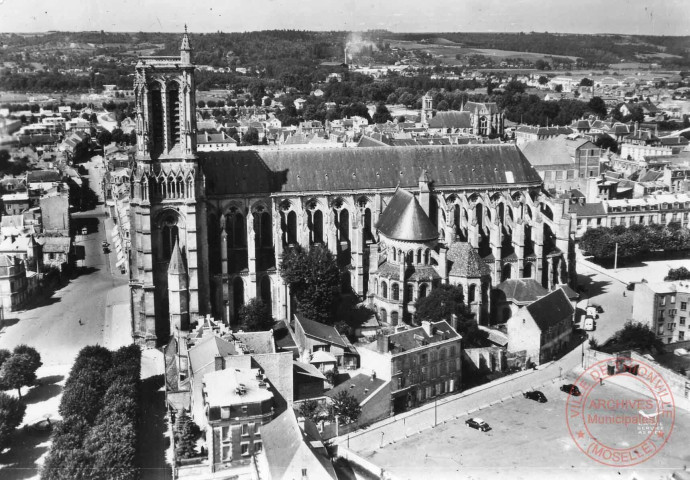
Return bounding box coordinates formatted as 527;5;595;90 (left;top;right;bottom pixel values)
128;32;577;346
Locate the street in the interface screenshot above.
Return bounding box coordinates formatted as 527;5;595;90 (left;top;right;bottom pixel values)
0;166;133;480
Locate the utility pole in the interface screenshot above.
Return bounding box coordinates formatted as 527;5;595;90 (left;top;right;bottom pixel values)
614;242;619;271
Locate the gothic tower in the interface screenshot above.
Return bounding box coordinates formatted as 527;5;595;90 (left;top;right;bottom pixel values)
421;92;433;126
129;28;208;346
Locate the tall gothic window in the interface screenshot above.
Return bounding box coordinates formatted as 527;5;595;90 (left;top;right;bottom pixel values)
161;215;179;261
168;86;180;147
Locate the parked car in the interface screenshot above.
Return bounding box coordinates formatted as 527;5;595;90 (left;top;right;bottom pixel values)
101;241;110;248
465;417;491;432
586;306;599;319
560;384;581;396
583;316;595;331
523;390;547;403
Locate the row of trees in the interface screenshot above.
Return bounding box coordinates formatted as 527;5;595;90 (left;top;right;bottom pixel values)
298;391;362;426
0;345;42;450
580;223;690;262
42;345;141;480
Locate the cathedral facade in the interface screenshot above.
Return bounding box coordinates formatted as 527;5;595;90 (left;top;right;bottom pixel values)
128;33;577;346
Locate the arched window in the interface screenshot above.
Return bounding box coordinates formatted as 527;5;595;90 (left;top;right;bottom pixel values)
391;311;399;326
260;276;272;315
380;309;387;324
424;249;430;265
416;249;422;264
233;213;246;248
419;284;428;299
339;209;349;242
161;215;179;261
405;283;414;303
207;213;220;274
502;263;512;281
392;249;397;262
381;281;388;299
254;211;272;248
468;284;476;303
523;262;533;278
311;210;323;244
364;208;372;242
232;277;244;324
392;283;400;301
287;211;297;245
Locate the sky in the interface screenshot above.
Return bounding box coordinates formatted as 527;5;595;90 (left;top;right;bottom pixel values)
0;0;689;35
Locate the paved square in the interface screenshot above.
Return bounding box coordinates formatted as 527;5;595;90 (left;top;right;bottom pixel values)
357;379;690;480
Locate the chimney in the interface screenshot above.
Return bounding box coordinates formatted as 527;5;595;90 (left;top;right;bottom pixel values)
214;355;225;371
450;313;458;331
418;170;431;215
421;320;433;336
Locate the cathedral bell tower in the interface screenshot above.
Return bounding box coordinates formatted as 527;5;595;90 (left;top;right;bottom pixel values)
129;28;208;346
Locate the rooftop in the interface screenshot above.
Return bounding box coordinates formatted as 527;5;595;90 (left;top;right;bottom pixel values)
386;320;460;354
376;187;438;242
525;289;575;331
325;373;386;405
199;144;542;196
202;367;273;407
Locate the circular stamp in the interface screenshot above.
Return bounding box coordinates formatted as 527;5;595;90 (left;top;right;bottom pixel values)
566;356;675;467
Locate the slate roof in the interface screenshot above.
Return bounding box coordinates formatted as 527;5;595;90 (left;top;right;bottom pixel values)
427;111;472;129
199;145;542;196
187;335;237;376
274;320;299;354
525;288;575;331
231;331;276;354
376;188;438;242
27;170;61;184
293;360;326;380
386;320;459;354
261;409;337;480
571;202;607;217
519;138;574;167
516;126;574;136
325;373;386;405
294;314;348;348
558;284;579;301
462;101;500;115
496;278;548;303
447;242;491;277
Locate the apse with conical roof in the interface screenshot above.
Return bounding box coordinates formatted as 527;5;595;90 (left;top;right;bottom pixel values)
376;188;438;243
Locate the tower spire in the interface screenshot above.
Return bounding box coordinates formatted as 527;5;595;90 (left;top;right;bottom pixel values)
180;27;192;64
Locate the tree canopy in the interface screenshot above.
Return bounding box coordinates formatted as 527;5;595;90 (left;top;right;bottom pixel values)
330;390;361;425
0;345;42;398
279;245;341;323
0;392;26;450
416;284;488;347
665;266;690;281
238;298;274;331
581;224;690;262
600;321;665;354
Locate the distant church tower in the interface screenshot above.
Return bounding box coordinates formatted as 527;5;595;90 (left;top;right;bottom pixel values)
421;92;433;126
129;28;209;346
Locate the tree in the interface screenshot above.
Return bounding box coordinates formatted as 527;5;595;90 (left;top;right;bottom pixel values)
96;130;112;147
174;410;200;460
372;103;392;123
0;353;39;398
601;321;664;354
665;266;690;281
279;245;341;323
416;284;465;323
0;392;26;450
12;345;41;373
238;298;273;331
535;59;549;70
538;76;549;85
330;390;361;425
629;105;645;123
580;227;615;259
242;127;259;145
580;78;594;87
297;399;321;423
111;128;124;144
0;350;10;369
594;134;617;152
554;84;563;93
436;100;450;111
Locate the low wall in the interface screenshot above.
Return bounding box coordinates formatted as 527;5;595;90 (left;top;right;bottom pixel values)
586;349;690;412
337;446;402;480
